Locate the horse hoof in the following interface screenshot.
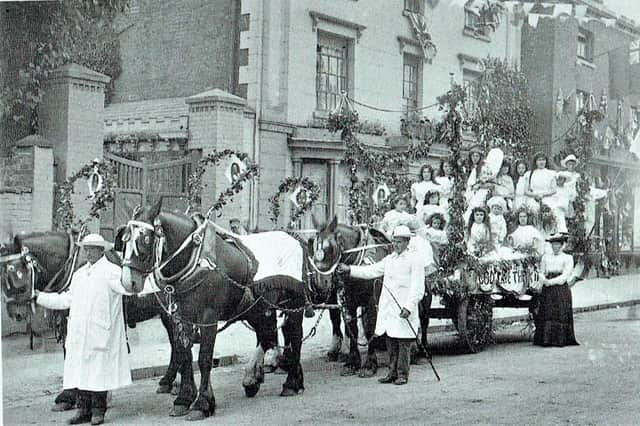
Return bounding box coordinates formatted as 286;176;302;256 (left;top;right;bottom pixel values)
340;366;356;376
170;405;190;417
185;410;207;421
358;368;376;378
280;387;302;397
244;383;261;398
156;384;173;394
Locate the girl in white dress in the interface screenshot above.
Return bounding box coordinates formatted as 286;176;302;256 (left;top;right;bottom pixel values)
524;153;557;215
380;196;415;238
487;196;508;247
508;209;545;257
466;145;484;178
411;164;441;219
494;160;515;210
416;212;447;267
545;171;574;233
560;154;580;219
513;160;529;211
436;160;455;210
419;190;447;225
466;207;493;257
465;161;495;222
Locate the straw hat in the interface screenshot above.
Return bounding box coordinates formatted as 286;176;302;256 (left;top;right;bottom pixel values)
392;225;414;239
560;154;578;168
77;233;113;250
546;232;568;243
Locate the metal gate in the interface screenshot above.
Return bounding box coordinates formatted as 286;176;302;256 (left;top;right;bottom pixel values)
100;152;200;240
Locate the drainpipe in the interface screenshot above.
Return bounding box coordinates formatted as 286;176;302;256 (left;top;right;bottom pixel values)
250;0;265;230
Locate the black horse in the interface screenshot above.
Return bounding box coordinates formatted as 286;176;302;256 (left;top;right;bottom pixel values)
308;216;434;375
307;216;391;377
0;231;183;410
120;200;310;420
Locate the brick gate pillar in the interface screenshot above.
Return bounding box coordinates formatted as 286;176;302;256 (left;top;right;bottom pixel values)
38;63;110;232
186;89;250;227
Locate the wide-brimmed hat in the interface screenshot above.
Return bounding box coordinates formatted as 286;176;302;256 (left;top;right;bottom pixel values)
392;225;414;239
487;196;507;211
560;154;578;168
546;232;568;243
77;233;113;250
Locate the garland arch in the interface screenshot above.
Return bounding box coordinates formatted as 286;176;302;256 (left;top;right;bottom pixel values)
55;159;117;231
187;149;259;214
268;177;321;228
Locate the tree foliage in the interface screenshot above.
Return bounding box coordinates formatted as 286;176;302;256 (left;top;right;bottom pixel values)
1;0;128;142
467;57;533;157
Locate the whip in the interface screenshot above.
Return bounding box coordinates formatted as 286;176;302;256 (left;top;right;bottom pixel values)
381;284;441;382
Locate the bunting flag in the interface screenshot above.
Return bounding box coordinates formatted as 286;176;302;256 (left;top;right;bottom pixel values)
555;88;564;119
630;130;640;157
586;92;598;113
599;89;608;115
406;11;437;61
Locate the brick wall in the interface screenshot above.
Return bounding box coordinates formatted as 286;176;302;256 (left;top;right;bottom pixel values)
257;130;291;229
113;0;241;103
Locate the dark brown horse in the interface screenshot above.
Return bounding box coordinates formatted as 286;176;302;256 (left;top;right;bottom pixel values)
308;216;390;377
308;216;434;375
120;200;309;420
0;231;183;410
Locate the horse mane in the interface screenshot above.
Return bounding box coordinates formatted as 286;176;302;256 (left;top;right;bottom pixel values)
13;232;70;273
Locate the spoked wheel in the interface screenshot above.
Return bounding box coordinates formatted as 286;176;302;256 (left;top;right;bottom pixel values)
455;295;494;353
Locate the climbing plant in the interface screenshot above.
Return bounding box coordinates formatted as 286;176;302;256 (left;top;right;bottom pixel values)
268;177;321;228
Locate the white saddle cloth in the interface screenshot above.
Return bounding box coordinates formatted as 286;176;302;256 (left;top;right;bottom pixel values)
238;231;304;282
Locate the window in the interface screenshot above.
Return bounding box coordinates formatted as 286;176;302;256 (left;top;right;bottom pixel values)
577;28;594;62
576;90;588;113
316;33;349;112
404;0;422;13
403;54;420;115
631;106;640;128
631;39;640;65
462;71;479;119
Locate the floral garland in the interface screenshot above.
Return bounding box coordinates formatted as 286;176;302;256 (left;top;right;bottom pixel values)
55;159;117;231
268;176;321;228
187;149;259;213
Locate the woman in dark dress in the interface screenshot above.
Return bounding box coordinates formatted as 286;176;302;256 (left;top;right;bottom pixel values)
533;233;579;347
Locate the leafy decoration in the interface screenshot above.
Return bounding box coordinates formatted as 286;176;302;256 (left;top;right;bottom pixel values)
55;159;117;231
187;149;259;213
268;177;321;228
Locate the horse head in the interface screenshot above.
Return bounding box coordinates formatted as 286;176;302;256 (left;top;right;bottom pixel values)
121;198;197;294
1;232;70;320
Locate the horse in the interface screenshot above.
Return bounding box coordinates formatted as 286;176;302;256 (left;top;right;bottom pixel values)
308;216;434;376
0;231;183;410
307;216;391;377
120;199;311;420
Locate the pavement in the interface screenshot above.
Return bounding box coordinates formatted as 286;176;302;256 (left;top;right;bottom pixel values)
4;306;640;425
2;272;639;405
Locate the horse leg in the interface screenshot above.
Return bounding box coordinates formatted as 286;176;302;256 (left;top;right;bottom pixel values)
280;310;304;396
157;313;179;394
359;297;378;378
170;322;197;417
340;303;361;377
242;308;275;397
327;289;344;362
186;309;217;421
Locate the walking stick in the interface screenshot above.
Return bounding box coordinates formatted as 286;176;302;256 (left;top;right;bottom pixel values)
382;284;441;382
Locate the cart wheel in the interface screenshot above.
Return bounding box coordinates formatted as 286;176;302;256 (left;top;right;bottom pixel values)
456;295;494;353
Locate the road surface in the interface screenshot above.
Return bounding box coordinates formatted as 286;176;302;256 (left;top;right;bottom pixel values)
4;305;640;425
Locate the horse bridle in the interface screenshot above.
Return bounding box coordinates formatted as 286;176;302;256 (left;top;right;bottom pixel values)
0;247;42;313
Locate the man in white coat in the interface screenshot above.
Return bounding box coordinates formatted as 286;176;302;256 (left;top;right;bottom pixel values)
34;234;131;425
336;225;427;385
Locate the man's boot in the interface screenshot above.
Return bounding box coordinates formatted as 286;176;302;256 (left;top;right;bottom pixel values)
91;391;108;425
53;388;77;412
68;391;91;424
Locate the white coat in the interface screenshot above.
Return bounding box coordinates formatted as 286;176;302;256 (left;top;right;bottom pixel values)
350;248;426;339
36;256;132;391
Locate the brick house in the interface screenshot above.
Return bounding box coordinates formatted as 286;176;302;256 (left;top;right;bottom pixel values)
519;0;640;257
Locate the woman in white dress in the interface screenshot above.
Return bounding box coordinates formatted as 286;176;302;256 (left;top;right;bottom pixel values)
513;160;529;211
545;171;574;233
411;164;441;220
523;153;557;215
508;209;545;257
494;160;515;210
436;160;455;210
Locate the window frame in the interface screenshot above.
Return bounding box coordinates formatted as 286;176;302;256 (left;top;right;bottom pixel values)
577;28;594;63
402;54;421;116
462;70;480;120
630;40;640;65
316;33;350;112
